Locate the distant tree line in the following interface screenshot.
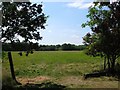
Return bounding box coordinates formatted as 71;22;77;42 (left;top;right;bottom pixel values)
2;42;86;51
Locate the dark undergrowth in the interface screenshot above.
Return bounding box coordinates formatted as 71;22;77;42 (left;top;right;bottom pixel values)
2;81;66;90
84;63;120;80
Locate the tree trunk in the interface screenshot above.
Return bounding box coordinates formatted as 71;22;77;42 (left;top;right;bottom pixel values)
104;56;106;70
111;58;116;74
8;52;21;85
107;57;110;72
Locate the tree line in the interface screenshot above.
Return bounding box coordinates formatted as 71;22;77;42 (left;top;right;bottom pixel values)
2;42;86;51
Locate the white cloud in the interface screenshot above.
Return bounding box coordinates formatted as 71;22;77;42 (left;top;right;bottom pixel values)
72;35;79;39
67;0;94;9
67;0;118;9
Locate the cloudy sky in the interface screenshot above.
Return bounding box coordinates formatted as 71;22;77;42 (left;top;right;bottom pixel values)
29;0;95;45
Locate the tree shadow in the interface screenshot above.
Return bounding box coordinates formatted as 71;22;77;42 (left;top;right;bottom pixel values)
84;63;120;80
2;81;66;90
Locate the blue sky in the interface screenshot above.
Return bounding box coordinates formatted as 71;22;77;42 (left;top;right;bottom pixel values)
30;1;93;45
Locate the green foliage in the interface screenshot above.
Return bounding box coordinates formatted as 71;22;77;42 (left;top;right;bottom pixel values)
2;42;86;51
2;67;17;89
2;42;39;51
2;74;17;88
1;1;48;84
2;51;8;61
82;1;120;71
2;2;48;44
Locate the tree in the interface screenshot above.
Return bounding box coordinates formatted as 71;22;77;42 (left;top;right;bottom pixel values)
61;43;76;51
82;1;120;73
1;1;48;83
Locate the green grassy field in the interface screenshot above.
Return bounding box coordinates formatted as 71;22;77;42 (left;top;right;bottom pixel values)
3;51;102;77
2;51;119;88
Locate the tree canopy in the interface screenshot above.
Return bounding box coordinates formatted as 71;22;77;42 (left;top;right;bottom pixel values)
1;1;48;84
82;1;120;72
2;2;48;44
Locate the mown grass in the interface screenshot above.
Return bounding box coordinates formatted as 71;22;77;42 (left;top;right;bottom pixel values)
2;51;119;88
3;51;102;77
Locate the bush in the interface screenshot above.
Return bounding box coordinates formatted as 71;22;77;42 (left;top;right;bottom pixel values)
2;69;17;90
2;51;8;62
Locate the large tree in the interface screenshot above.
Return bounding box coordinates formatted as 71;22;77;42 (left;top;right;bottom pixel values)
82;1;120;73
1;1;48;83
2;2;48;43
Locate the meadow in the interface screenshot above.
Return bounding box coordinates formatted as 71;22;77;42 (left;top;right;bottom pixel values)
2;51;119;88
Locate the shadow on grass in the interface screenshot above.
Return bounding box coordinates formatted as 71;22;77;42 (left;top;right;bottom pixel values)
84;63;120;80
2;81;66;90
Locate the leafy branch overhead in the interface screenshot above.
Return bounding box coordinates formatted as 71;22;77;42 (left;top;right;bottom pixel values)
2;2;48;43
